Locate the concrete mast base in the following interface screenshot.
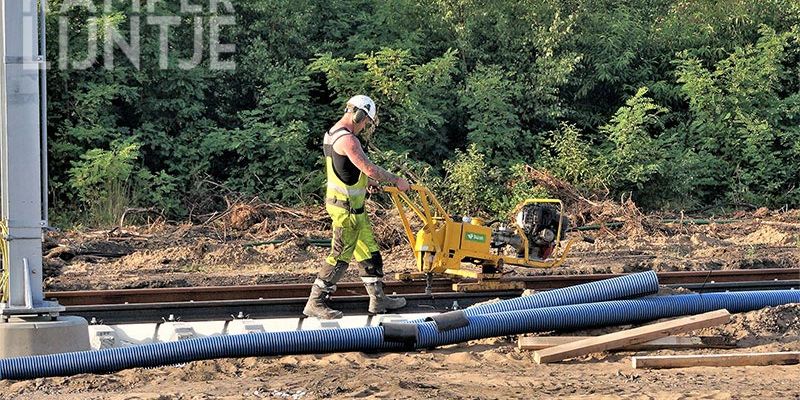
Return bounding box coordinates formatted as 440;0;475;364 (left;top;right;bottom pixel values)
0;316;90;358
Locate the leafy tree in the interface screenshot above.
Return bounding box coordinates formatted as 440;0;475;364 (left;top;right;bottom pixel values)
675;25;800;206
440;144;499;216
309;48;459;162
460;65;529;163
537;123;610;193
601;87;669;191
43;0;800;225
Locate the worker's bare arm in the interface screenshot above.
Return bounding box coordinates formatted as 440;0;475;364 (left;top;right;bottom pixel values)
338;135;399;184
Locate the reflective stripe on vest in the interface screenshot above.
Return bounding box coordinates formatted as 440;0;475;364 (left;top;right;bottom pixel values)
326;182;367;197
324;128;367;210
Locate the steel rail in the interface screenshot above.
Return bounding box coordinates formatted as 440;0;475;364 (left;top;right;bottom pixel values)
60;279;800;325
515;268;800;288
47;268;800;307
63;291;520;325
47;279;456;306
666;280;799;293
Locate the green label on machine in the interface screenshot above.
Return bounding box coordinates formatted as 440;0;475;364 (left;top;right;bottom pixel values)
465;232;487;243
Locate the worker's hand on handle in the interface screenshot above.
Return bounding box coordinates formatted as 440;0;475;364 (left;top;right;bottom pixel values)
368;178;386;194
395;177;410;192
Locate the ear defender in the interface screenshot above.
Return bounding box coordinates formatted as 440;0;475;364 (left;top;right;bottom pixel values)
353;108;367;124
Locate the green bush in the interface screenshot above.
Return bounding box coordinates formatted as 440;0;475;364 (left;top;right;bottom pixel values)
45;0;800;225
601;87;669;191
460;65;530;164
440;144;497;217
309;48;459;162
68;140;141;226
202;120;321;205
675;25;800;206
537;123;610;193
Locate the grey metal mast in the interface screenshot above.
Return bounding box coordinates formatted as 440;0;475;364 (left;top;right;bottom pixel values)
0;0;63;319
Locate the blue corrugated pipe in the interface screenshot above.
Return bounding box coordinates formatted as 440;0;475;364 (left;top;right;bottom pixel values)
2;290;798;379
0;271;659;380
464;270;659;316
416;290;800;347
405;270;659;324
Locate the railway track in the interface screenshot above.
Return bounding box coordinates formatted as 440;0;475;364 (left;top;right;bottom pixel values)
49;268;800;305
64;292;522;325
47;268;799;324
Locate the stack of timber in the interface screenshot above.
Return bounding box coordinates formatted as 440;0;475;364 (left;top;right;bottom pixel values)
519;307;800;369
531;309;732;364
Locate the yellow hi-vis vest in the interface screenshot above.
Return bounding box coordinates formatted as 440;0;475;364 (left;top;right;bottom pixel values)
323;128;368;213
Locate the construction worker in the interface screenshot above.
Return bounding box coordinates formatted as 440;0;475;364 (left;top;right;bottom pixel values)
303;95;410;320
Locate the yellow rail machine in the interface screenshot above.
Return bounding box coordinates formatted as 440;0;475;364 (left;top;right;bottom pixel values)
384;185;576;292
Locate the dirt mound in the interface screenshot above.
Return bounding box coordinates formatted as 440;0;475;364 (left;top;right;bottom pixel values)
253;240;318;264
696;304;800;346
204;243;265;265
691;246;729;258
689;233;726;248
742;226;797;245
113;240;323;272
116;246;200;270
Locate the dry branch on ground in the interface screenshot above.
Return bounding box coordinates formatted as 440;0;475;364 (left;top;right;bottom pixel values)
524;166;655;236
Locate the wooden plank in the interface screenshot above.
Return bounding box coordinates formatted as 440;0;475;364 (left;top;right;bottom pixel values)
518;336;732;351
533;309;731;364
632;352;800;369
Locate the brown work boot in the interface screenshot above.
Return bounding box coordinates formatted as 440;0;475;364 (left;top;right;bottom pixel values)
364;281;407;314
303;280;343;319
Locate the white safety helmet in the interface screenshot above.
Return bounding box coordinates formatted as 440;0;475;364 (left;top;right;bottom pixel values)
346;95;378;124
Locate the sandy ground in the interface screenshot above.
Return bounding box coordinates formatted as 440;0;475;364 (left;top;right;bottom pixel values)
2;305;799;399
42;208;800;291
3;349;800;399
5;206;798;399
